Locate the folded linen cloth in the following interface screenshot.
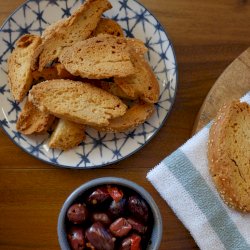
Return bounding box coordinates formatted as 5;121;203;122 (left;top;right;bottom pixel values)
147;92;250;250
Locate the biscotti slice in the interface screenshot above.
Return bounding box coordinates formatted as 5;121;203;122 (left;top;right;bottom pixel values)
8;34;42;102
37;0;112;71
59;34;135;79
114;51;159;103
16;99;54;135
67;78;131;99
94;101;154;132
41;19;65;39
32;63;74;82
91;19;147;55
208;100;250;213
48;119;85;150
94;81;134;100
126;38;148;55
29;79;127;126
91;18;124;37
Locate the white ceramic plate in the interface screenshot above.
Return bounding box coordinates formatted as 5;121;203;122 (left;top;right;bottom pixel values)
0;0;178;168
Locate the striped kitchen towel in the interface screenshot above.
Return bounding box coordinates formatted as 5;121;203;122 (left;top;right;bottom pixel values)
147;92;250;250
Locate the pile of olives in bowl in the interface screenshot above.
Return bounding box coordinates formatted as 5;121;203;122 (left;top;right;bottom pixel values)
58;177;162;250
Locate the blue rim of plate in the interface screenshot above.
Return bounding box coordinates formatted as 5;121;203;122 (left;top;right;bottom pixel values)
0;0;178;169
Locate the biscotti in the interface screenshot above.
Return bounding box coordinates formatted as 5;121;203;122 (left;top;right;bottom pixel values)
126;38;148;55
208;100;250;213
48;119;85;150
29;79;127;126
16;99;54;135
91;18;147;54
91;18;124;37
7;0;159;151
37;0;112;71
32;63;73;82
114;51;159;103
94;101;155;132
8;34;42;102
59;34;135;79
94;81;133;99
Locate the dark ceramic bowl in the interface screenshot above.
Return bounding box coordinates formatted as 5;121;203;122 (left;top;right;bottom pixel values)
58;177;162;250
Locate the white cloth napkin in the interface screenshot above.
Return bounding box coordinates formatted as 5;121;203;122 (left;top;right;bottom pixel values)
147;92;250;250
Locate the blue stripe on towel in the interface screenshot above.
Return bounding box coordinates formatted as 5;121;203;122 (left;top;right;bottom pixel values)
163;150;250;250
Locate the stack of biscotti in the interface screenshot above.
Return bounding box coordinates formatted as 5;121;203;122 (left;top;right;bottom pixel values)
208;100;250;213
7;0;160;151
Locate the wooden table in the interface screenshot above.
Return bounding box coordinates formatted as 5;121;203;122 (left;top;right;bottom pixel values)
0;0;249;249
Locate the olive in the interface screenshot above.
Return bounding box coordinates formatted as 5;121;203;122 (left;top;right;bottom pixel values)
107;185;123;202
108;198;126;218
109;218;132;237
120;234;141;250
67;203;88;224
92;212;112;226
128;196;149;223
127;218;147;234
88;187;110;205
66;185;153;250
86;222;115;250
67;226;85;250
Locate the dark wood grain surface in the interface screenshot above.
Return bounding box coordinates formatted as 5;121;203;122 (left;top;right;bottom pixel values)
0;0;250;249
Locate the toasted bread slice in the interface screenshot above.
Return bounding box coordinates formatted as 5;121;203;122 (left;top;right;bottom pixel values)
91;18;124;37
91;18;147;55
29;79;127;126
114;51;159;103
32;63;74;82
16;99;54;135
94;81;134;100
126;38;148;55
37;0;112;71
94;101;154;132
41;19;65;39
8;34;42;102
48;119;85;150
59;34;135;79
208;101;250;213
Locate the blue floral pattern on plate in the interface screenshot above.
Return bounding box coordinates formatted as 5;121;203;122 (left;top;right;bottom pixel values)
0;0;177;168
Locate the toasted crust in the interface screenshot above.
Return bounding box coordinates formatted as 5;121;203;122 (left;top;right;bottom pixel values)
94;101;154;132
208;101;250;213
114;51;159;103
48;119;85;150
29;79;127;126
16;99;54;135
32;63;74;81
37;0;112;71
59;34;135;79
94;81;134;99
41;19;66;39
91;18;124;37
126;38;148;55
8;34;42;102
